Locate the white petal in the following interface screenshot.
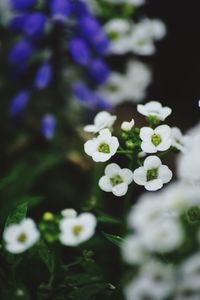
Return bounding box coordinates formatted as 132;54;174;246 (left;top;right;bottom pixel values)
133;167;146;185
105;163;120;177
112;183;128;197
158;165;172;183
92;152;111;162
98;128;112;139
83;125;96;133
140;127;154;141
157;139;171;151
84;139;97;156
146;101;162;111
99;176;112;192
145;179;163;191
109;137;119;154
141;141;157;153
137;104;148;116
155;125;171;138
120;168;133;184
161;107;172;120
143;155;161;170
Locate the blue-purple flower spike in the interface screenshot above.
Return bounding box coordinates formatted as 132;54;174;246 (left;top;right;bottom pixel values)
41;114;56;140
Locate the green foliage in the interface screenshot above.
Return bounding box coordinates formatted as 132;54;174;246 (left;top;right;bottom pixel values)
102;232;124;247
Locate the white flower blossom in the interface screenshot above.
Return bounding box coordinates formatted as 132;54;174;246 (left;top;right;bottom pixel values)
84;128;119;162
121;119;135;132
99;163;133;196
142;218;184;253
84;111;116;133
137;101;172;121
125;260;174;300
133;156;172;191
3;218;40;254
122;235;148;265
179;253;200;290
98;60;152;105
171;127;186;152
140;125;172;153
59;213;97;246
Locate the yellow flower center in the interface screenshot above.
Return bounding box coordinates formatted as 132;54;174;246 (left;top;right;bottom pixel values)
17;232;27;243
73;225;83;236
98;143;110;153
147;168;158;181
110;175;123;187
151;134;161;146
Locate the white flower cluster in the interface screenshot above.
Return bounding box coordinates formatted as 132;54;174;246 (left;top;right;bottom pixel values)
84;102;184;193
122;181;200;299
98;60;152;105
104;18;166;56
3;209;97;254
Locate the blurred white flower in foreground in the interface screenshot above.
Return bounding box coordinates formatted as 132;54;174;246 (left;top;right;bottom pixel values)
98;60;152;105
99;163;133;196
125;260;175;300
61;208;77;218
0;0;14;25
122;235;148;265
104;0;145;5
84;111;116;133
84;128;119;162
177;123;200;184
3;218;40;254
133;155;172;191
137;101;172;121
140;125;172;153
59;213;97;246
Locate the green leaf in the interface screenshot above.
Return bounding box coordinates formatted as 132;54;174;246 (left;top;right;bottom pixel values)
102;232;124;247
37;241;55;274
98;215;120;224
5;201;28;227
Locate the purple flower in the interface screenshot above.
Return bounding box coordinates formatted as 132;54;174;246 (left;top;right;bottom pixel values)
9;14;27;33
8;39;33;65
72;82;110;110
41;114;56;140
10;89;30;116
91;32;110;55
72;1;90;17
69;37;91;66
88;59;110;85
34;63;53;90
23;12;46;38
49;0;72;21
9;0;37;10
78;16;101;40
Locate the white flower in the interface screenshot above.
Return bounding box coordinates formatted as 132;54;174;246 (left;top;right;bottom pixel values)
121;119;135;132
140;125;172;153
142;218;184;253
130;19;167;56
61;208;77;218
84;111;116;133
84;128;119;162
98;60;152;105
122;235;148;265
133;156;172;191
171;127;185;152
137;101;172;121
99;163;133;196
59;213;97;246
0;0;14;26
179;253;200;290
3;218;40;254
104;0;145;5
104;19;131;55
125;260;174;300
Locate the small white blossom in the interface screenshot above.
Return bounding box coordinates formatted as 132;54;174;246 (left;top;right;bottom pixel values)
98;60;152;105
137;101;172;121
59;213;97;246
121;119;135;132
3;218;40;254
171;127;186;152
99;163;133;196
84;111;116;133
140;125;172;153
61;208;77;218
133;156;172;191
122;235;148;265
179;253;200;290
84;128;119;162
142;218;184;253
